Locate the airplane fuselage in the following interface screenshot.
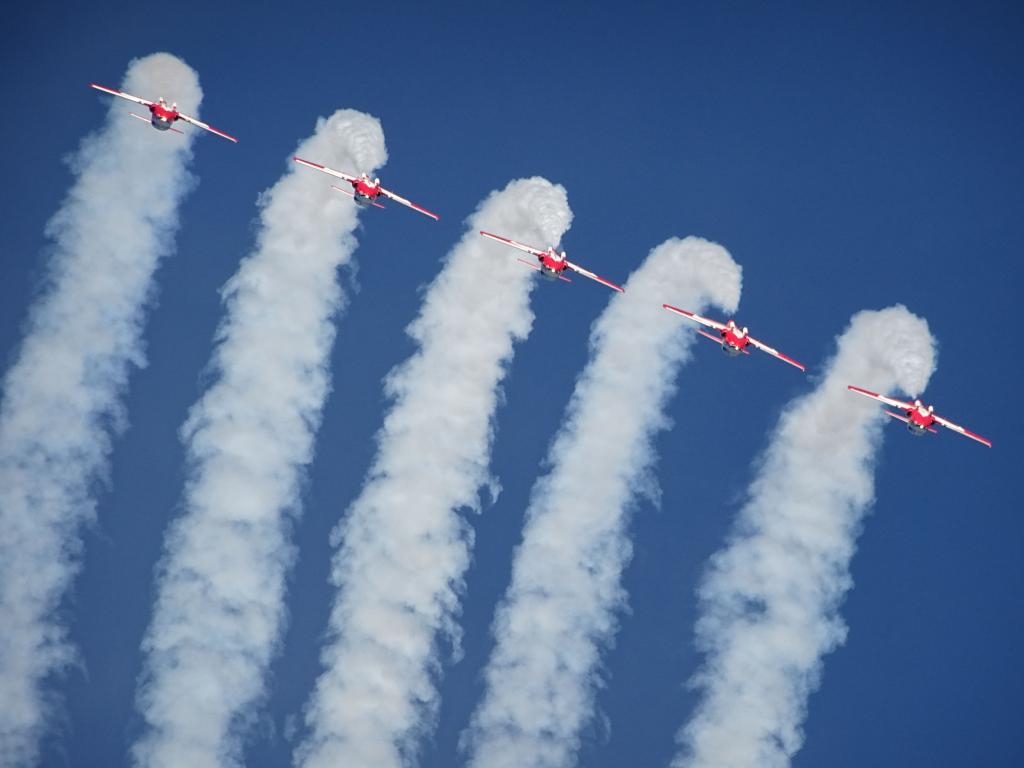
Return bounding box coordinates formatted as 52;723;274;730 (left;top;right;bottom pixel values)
539;250;568;279
906;407;937;433
721;327;750;355
148;103;179;131
352;179;382;202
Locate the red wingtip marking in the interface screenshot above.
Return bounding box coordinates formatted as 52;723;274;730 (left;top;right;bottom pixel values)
965;430;993;448
204;125;237;142
780;354;806;372
848;385;880;397
411;204;440;221
663;304;692;316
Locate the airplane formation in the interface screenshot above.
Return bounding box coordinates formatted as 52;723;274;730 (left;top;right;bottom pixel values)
88;82;993;450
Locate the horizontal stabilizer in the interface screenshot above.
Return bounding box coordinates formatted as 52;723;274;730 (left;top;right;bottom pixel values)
129;112;183;134
516;257;571;282
696;329;749;353
696;329;724;345
332;185;386;209
885;410;938;433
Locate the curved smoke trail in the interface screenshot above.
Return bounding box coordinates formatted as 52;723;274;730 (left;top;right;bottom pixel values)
0;53;202;766
295;178;572;768
465;237;743;768
131;111;386;768
674;305;936;768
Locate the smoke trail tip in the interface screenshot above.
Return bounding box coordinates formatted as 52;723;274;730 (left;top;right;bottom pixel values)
123;52;203;116
306;110;389;177
652;236;742;314
483;177;573;245
846;304;937;397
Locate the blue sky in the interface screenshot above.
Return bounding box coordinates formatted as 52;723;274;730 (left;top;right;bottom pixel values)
2;2;1022;766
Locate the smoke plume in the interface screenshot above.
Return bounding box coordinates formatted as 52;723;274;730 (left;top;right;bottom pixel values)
465;237;743;768
675;305;936;768
132;110;387;768
0;53;202;766
296;178;572;768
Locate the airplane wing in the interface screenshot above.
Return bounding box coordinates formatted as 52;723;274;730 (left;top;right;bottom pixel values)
746;335;806;371
479;231;546;258
379;186;439;220
293;157;358;184
661;304;728;331
931;413;993;447
89;83;153;107
176;111;238;143
564;259;624;293
846;385;915;411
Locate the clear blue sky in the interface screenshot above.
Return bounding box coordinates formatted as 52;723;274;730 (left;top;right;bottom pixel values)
2;2;1022;766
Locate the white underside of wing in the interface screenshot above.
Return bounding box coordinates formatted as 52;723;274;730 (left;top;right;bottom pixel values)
293;157;356;182
847;386;914;411
90;83;151;107
479;231;546;257
663;305;727;331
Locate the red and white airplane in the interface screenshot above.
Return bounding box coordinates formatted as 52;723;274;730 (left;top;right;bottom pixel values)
662;305;805;371
292;157;439;221
478;231;624;292
89;83;237;142
847;385;992;447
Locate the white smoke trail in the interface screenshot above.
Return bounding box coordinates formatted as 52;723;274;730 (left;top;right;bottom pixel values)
674;305;936;768
464;237;743;768
295;178;572;768
0;53;201;766
131;110;386;768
